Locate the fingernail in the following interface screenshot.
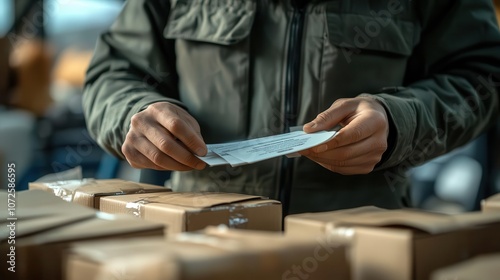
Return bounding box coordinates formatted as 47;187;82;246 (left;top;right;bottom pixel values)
196;148;207;157
315;144;328;153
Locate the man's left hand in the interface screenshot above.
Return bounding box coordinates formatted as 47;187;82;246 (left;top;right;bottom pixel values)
299;96;390;175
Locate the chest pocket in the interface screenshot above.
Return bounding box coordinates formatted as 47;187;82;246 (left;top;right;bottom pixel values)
325;0;418;55
317;0;420;107
164;0;255;45
163;0;256;143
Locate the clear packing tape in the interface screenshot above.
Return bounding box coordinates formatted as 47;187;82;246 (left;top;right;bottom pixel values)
124;196;252;229
324;224;356;244
39;179;94;202
30;178;164;203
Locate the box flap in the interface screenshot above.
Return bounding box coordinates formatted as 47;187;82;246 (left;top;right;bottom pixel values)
449;211;500;227
102;192;264;209
482;193;500;212
0;190;96;240
288;206;500;234
19;213;165;244
329;209;500;234
69;238;168;261
287;206;385;223
73;179;169;196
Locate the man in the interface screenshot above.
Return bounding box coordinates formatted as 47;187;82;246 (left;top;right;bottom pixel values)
84;0;500;214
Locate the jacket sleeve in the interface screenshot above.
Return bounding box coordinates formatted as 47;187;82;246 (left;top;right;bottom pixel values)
83;0;182;159
369;0;500;174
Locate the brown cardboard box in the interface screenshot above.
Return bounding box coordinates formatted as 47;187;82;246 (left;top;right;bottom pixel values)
29;178;171;209
65;227;350;280
285;206;500;280
482;193;500;213
431;254;500;280
100;192;282;236
0;190;165;280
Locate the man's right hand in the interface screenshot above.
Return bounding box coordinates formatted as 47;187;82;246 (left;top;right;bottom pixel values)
122;102;207;171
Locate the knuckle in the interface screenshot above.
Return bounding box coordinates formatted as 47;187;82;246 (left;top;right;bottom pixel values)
332;98;349;109
157;137;174;154
150;151;163;165
130;114;142;128
121;144;134;158
316;112;330;123
167;118;183;133
124;131;138;142
148;102;164;113
121;145;130;157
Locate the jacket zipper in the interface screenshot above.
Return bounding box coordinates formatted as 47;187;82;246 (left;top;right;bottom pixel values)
278;1;306;217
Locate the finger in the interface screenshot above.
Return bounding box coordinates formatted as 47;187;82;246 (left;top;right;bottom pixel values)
317;162;376;175
330;114;386;149
124;151;166;170
303;99;354;133
305;150;383;169
311;131;387;155
157;107;207;156
144;123;206;169
132;136;199;171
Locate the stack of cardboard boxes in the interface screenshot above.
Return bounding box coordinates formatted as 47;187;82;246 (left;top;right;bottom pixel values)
1;179;499;279
285;206;500;280
0;190;165;280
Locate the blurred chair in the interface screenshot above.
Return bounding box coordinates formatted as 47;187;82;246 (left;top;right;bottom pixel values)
410;132;492;213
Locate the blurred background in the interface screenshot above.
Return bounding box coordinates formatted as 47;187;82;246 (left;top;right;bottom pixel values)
0;0;499;214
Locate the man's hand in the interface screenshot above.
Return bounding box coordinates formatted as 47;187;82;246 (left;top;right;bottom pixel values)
122;102;207;171
299;96;389;175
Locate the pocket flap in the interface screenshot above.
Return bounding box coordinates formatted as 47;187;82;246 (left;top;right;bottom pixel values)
164;0;256;45
326;11;416;56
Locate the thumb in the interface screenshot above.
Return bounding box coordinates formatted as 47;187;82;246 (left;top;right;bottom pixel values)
303;99;353;133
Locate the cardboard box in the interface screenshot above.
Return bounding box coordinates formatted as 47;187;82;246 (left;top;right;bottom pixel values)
65;227;350;280
29;178;171;209
0;190;165;280
482;193;500;213
285;206;500;280
100;192;282;236
431;254;500;280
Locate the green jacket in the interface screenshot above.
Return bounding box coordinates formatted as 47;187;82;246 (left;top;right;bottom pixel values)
84;0;500;214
